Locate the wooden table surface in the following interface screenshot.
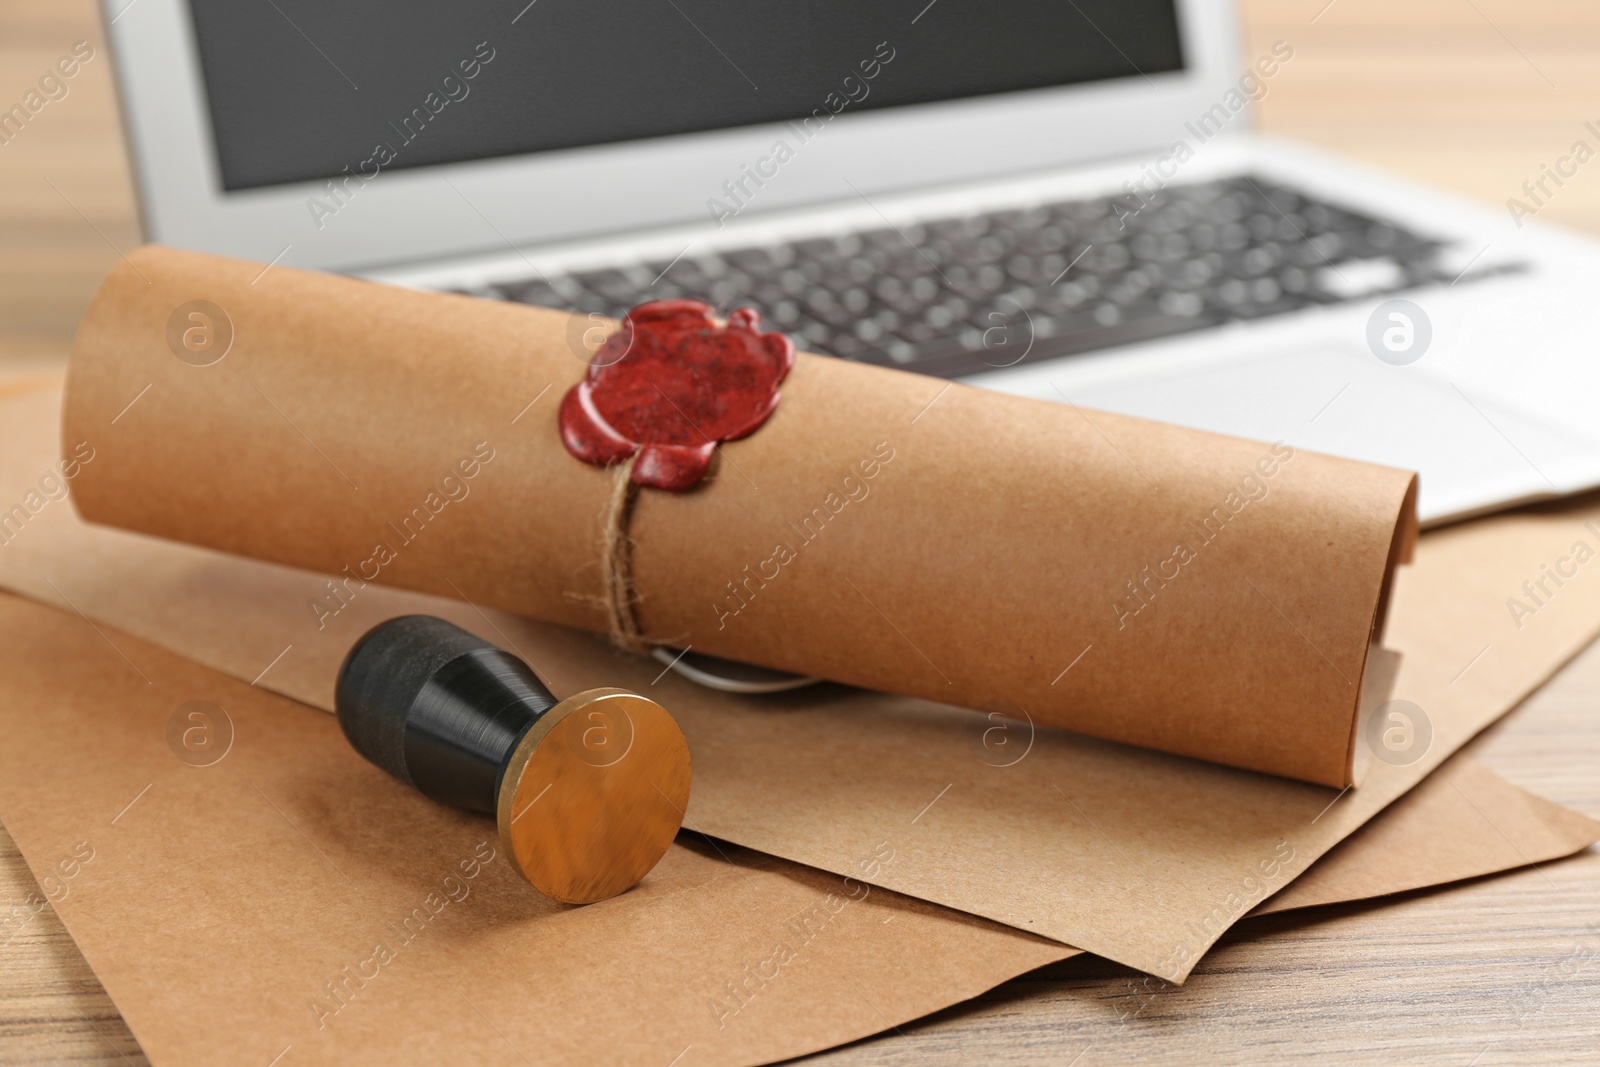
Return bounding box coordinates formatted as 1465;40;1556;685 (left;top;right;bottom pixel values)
3;0;1599;1062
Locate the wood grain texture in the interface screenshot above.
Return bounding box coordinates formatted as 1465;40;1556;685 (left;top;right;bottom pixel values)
1;0;1597;1062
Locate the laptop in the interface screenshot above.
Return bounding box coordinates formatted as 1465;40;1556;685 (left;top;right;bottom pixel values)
103;0;1600;526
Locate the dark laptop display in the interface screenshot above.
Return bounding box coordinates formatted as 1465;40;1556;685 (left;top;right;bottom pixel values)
187;0;1184;191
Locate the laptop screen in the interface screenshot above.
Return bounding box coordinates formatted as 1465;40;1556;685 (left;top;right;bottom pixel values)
189;0;1185;193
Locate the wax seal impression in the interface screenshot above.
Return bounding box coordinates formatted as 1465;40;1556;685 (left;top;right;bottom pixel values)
559;299;794;491
335;615;692;904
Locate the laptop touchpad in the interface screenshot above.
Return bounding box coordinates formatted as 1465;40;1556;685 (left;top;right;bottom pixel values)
1058;347;1593;523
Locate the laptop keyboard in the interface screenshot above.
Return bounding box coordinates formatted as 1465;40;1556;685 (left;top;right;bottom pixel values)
471;174;1513;378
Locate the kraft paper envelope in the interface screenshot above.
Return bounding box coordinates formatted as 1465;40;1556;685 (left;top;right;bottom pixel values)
63;246;1418;788
2;382;1599;979
0;593;1593;1067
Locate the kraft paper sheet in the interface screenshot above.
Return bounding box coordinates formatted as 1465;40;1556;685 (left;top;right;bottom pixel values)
0;592;1066;1067
61;246;1418;788
1255;756;1600;915
3;381;1599;979
0;593;1592;1067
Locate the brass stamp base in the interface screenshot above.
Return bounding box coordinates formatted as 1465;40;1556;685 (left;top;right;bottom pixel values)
495;687;692;904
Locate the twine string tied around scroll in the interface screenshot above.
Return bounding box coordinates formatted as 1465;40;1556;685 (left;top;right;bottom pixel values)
600;454;650;653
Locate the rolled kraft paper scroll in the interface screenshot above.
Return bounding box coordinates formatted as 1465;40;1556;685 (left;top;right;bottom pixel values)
64;246;1418;787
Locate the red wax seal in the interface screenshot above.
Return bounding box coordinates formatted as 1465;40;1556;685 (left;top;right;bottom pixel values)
559;300;794;491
